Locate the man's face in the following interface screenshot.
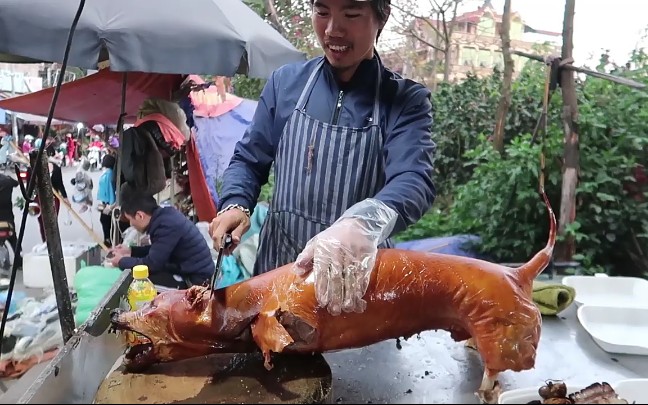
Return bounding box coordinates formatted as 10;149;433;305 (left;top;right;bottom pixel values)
124;211;150;233
312;0;387;76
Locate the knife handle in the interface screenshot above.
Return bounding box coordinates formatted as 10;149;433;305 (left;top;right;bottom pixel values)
222;233;233;249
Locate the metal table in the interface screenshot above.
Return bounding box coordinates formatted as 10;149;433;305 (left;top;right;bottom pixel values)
324;305;646;404
1;271;645;404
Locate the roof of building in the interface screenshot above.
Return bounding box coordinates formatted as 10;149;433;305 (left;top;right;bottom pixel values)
433;1;561;37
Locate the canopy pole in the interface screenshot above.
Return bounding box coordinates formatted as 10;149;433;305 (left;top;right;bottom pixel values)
112;72;127;247
33;153;76;342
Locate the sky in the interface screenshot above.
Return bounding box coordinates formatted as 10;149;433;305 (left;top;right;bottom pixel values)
380;0;648;68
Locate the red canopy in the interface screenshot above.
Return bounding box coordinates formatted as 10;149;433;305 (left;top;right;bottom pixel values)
0;69;184;126
186;135;217;222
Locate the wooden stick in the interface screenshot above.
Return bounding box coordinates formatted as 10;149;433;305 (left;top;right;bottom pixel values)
9;141;30;164
512;49;647;90
52;189;110;252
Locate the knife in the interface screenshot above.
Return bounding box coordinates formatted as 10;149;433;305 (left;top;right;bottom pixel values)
210;233;232;297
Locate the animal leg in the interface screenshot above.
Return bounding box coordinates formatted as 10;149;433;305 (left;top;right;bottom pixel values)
464;337;477;351
250;312;294;370
475;368;501;404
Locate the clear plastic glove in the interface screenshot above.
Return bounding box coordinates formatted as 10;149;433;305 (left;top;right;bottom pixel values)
294;198;398;316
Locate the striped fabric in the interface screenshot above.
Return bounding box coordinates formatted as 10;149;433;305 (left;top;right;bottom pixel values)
254;58;393;275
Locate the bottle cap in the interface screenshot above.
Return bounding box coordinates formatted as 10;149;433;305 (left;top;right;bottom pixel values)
132;265;149;279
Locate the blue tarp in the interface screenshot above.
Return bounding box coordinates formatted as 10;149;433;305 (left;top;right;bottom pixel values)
395;234;485;260
0;290;27;316
193;99;258;208
215;203;268;288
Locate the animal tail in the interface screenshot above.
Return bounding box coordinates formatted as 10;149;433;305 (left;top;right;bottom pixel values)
513;186;557;286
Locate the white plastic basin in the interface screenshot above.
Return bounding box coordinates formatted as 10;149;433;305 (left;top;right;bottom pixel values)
562;274;648;308
577;305;648;356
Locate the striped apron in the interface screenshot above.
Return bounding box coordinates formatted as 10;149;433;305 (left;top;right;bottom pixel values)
254;58;394;275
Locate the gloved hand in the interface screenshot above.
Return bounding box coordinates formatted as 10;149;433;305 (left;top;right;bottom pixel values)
294;198;398;316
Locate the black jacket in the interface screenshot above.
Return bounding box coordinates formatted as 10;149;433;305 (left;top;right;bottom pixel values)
118;207;215;285
0;174;18;222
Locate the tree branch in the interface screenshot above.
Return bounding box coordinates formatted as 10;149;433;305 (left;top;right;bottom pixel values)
512;50;647;90
447;0;461;38
264;0;287;36
391;2;444;38
408;29;446;52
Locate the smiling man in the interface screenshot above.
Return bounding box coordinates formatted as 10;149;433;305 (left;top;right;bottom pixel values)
211;0;436;316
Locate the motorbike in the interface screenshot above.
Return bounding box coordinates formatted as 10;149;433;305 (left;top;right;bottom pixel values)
8;153;39;218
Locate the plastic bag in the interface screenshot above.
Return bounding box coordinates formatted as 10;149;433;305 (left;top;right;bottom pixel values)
74;265;123;326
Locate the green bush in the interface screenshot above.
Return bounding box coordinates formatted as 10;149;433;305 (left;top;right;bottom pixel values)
397;50;648;277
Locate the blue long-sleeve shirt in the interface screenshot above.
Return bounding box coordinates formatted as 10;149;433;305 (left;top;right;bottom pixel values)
219;54;437;234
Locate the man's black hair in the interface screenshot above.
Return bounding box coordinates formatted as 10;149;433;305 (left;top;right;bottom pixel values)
120;183;158;216
310;0;391;40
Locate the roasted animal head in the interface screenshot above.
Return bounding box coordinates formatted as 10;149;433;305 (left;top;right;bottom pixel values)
110;286;255;372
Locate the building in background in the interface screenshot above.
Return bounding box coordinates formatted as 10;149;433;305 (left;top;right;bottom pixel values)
382;1;562;86
0;63;44;126
0;62;84;127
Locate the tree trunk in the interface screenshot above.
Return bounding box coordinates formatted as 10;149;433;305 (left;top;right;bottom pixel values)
443;44;452;82
492;0;513;154
430;48;439;92
33;152;76;342
556;0;580;262
264;0;286;36
442;0;461;83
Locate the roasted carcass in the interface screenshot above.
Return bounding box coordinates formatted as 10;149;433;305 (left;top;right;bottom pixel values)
528;380;630;404
110;189;557;404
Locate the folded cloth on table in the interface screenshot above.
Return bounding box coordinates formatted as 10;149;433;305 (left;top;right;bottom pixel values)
532;280;576;316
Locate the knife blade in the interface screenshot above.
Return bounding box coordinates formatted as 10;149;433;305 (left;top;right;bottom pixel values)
210;233;232;296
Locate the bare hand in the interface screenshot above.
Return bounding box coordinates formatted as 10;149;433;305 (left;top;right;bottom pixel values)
209;208;250;255
110;244;131;256
110;253;124;267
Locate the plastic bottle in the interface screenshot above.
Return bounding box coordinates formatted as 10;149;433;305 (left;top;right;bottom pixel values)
125;265;157;345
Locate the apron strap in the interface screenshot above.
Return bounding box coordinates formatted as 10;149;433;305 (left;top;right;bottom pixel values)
296;58;325;111
370;59;382;125
296;57;382;125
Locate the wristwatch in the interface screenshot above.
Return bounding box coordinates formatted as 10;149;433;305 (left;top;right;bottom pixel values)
218;203;251;218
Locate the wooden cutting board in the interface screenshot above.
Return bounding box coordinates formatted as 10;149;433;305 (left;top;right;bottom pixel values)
94;352;333;404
